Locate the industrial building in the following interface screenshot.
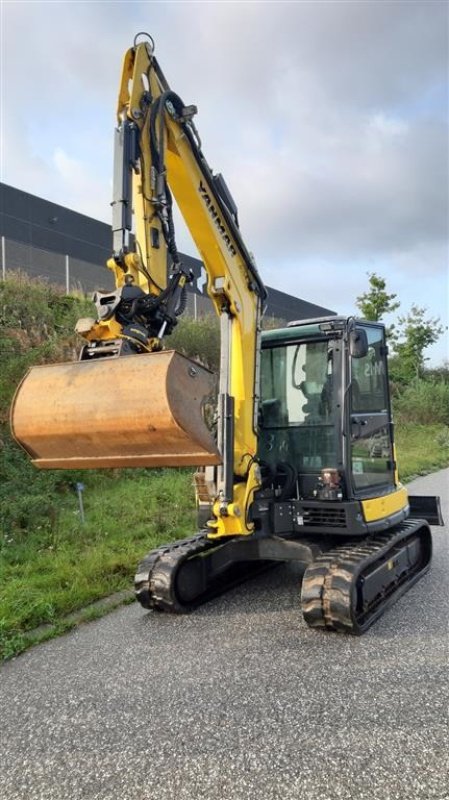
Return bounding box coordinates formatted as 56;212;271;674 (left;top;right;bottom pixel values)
0;183;335;321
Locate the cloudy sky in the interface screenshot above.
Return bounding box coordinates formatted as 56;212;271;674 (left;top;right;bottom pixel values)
1;0;448;362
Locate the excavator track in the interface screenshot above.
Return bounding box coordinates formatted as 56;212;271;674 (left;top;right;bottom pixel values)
134;533;208;611
301;519;432;635
134;532;276;612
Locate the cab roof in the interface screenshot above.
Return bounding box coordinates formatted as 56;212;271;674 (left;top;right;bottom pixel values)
261;316;383;345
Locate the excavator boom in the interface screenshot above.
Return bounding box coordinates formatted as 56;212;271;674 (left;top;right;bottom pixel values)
11;34;265;521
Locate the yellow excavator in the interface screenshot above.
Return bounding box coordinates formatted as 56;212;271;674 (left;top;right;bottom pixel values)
11;34;443;633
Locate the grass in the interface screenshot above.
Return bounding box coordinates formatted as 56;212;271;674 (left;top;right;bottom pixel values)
1;429;448;661
0;469;196;660
396;423;449;482
0;594;135;661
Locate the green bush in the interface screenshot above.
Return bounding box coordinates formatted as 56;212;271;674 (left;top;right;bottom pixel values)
170;315;220;371
168;312;286;374
423;363;449;383
0;273;96;535
435;427;449;449
0;271;94;342
394;379;449;425
0;272;95;419
0;424;87;536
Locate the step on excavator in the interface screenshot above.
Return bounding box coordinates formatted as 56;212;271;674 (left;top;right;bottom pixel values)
11;34;443;634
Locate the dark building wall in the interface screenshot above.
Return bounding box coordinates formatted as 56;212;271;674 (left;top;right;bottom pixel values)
0;182;335;320
1;183;111;266
264;286;335;323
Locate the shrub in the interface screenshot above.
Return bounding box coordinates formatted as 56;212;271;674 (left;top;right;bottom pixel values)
169;312;286;374
170;315;220;371
435;427;449;449
0;271;94;341
0;272;95;418
394;379;449;425
0;273;96;534
0;429;62;535
423;363;449;384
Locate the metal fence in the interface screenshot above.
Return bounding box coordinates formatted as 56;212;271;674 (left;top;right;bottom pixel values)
0;235;213;318
1;235;112;294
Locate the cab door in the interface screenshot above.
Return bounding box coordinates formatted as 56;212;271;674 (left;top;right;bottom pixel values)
350;324;395;495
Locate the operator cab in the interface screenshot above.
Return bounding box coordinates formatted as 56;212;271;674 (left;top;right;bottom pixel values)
259;316;395;503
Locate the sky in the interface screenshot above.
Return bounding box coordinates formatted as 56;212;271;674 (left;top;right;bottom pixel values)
1;0;448;363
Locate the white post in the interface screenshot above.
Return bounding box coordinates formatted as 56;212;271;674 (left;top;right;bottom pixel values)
1;236;5;280
76;482;86;524
65;254;70;294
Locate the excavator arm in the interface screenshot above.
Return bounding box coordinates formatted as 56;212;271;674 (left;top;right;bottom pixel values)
111;34;266;471
11;34;267;538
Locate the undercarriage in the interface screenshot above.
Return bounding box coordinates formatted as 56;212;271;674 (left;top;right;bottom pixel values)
135;518;432;635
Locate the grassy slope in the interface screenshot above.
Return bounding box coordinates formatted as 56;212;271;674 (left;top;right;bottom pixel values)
1;470;195;658
396;424;449;481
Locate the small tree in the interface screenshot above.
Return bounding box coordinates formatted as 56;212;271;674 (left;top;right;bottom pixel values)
392;305;444;382
356;272;400;330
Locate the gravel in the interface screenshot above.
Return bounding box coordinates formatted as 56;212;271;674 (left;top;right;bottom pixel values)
1;469;448;800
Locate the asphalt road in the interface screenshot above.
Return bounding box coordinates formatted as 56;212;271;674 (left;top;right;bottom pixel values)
1;469;448;800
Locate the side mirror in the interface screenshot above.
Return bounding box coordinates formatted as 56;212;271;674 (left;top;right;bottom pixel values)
349;327;368;359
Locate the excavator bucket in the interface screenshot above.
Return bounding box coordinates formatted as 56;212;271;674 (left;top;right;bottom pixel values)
11;350;221;469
